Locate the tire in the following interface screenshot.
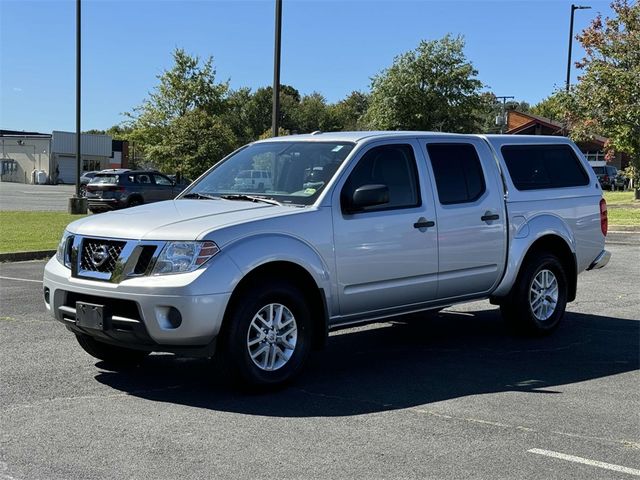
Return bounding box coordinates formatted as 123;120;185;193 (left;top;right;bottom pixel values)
217;280;312;389
79;185;87;197
127;197;143;208
75;333;148;367
500;252;568;335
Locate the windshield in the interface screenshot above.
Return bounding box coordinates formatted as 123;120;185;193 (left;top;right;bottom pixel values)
183;141;355;205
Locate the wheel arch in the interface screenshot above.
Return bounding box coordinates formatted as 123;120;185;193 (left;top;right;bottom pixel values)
492;215;578;303
220;260;329;350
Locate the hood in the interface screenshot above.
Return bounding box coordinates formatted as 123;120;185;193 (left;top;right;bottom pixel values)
67;199;298;240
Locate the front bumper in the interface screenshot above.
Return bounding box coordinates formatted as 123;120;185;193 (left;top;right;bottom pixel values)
587;249;611;270
43;256;235;352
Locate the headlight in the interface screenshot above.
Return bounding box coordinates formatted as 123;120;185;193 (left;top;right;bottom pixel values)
151;241;220;275
56;231;73;268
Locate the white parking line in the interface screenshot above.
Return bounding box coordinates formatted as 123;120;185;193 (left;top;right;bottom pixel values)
528;448;640;476
0;276;42;284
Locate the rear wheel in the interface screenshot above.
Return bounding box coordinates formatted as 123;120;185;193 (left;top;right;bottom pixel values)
500;252;568;335
75;333;148;367
217;280;312;389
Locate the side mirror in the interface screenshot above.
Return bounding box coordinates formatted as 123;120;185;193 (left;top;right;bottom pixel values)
345;184;389;213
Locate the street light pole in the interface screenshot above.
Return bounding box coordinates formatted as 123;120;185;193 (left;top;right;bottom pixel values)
271;0;282;137
76;0;81;196
566;4;591;92
68;0;86;213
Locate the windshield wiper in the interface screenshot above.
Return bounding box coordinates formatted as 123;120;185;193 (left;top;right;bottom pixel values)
219;194;282;206
182;192;219;200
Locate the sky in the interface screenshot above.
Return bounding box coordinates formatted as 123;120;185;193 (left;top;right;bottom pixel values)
0;0;614;133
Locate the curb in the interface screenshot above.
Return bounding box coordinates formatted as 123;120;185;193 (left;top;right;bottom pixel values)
0;250;55;263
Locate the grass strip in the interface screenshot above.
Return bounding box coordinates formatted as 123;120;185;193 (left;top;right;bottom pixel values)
0;211;87;253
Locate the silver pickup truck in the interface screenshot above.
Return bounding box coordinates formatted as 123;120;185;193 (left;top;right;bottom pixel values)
43;132;611;388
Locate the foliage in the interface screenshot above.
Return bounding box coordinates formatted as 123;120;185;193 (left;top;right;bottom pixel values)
125;48;232;177
531;92;567;122
329;91;370;131
363;35;485;132
568;0;640;181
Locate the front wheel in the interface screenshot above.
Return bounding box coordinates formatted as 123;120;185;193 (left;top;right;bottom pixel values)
500;252;568;335
217;281;312;389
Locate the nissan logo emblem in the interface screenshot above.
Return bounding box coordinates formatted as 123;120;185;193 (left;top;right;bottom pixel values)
90;245;109;268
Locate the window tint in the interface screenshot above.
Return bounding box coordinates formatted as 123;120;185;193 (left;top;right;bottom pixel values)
154;174;172;186
501;145;589;190
342;144;420;211
427;143;486;205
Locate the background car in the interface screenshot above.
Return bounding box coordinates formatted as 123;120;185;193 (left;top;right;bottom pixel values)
85;169;187;213
79;171;100;196
591;165;624;190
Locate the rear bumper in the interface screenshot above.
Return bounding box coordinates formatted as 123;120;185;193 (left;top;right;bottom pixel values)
587;249;611;270
87;198;121;211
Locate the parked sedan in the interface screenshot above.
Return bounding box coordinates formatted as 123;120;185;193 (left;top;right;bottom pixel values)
85;170;186;213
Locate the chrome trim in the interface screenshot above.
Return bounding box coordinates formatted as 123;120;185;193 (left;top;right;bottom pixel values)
57;305;140;325
71;235;166;283
587;249;611;271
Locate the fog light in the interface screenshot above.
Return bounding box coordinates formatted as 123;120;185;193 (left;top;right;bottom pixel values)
156;306;182;329
43;287;50;306
167;307;182;328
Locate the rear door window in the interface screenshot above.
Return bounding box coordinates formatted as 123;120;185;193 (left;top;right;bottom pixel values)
501;145;589;190
426;143;486;205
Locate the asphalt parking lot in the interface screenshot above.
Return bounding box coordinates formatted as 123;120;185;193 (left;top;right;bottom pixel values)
0;182;75;211
1;243;638;479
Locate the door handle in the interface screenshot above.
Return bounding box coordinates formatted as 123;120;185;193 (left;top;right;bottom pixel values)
414;219;435;229
481;213;500;222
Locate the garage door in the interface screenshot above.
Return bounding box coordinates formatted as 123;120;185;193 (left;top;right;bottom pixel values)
56;156;76;184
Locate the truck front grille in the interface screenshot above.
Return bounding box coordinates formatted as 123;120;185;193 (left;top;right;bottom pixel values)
80;239;126;273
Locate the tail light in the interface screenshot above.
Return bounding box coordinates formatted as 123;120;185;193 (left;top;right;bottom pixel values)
599;198;608;236
603;175;609;183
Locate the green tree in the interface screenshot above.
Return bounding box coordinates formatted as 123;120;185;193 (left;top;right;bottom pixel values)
531;92;566;122
125;48;234;176
330;91;370;131
363;35;485;132
569;0;640;189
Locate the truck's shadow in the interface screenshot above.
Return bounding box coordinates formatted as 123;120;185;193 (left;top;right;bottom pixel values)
95;308;639;417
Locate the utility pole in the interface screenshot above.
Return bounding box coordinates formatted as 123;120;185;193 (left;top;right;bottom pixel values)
495;96;515;134
271;0;282;137
566;4;591;91
69;0;87;213
75;0;81;195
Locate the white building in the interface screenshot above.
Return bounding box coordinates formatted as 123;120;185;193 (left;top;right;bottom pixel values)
0;130;115;184
0;130;52;183
51;131;113;184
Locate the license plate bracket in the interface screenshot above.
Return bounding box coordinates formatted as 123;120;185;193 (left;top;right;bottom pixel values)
76;302;108;331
